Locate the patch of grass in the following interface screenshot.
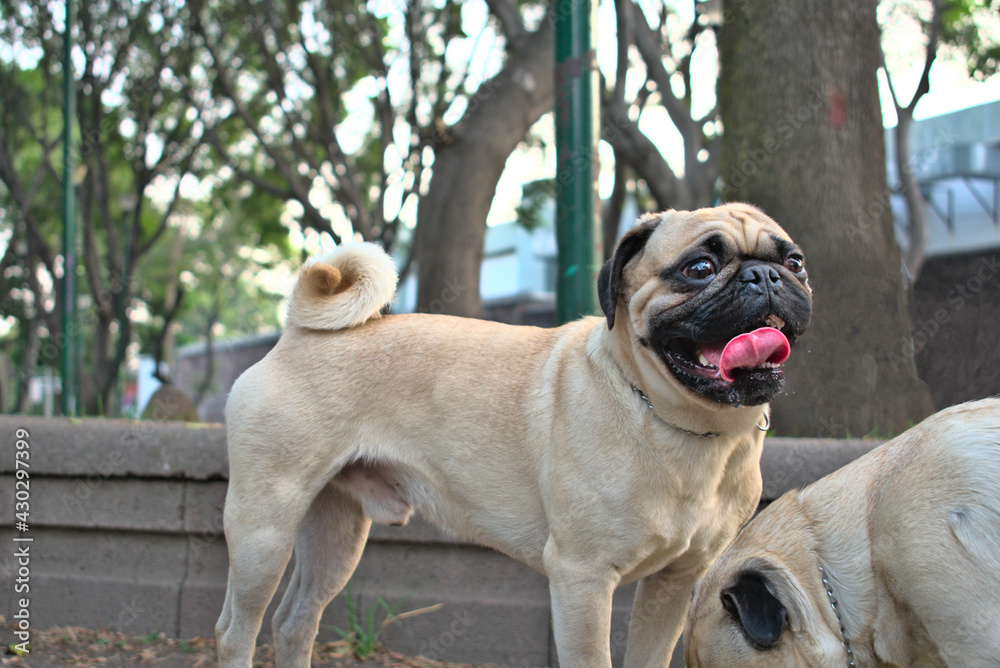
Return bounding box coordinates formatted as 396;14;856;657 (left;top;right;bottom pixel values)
142;631;164;643
330;584;442;660
332;585;396;659
8;642;29;656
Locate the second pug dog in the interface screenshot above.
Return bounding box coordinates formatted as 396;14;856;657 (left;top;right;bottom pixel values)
216;203;812;668
684;397;1000;667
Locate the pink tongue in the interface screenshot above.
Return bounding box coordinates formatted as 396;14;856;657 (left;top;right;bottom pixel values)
699;327;791;382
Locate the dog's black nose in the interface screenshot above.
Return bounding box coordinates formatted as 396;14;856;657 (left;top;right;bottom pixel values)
739;264;782;294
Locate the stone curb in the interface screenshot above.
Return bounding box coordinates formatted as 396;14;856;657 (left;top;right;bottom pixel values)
0;416;882;667
0;416;882;500
0;416;227;479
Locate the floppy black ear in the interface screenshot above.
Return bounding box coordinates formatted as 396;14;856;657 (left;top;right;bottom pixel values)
597;219;659;330
721;571;787;650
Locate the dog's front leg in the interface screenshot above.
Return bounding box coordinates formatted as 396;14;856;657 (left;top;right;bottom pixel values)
545;542;616;668
622;569;699;668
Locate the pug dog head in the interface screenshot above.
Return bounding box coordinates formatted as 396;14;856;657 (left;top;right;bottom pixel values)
598;203;812;407
684;556;850;667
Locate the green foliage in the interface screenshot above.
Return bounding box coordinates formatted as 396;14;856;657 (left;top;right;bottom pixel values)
131;176;292;362
0;0;299;414
941;0;1000;80
186;0;531;251
328;584;443;660
330;585;402;659
884;0;1000;83
1;0;566;412
515;179;556;232
191;0;399;241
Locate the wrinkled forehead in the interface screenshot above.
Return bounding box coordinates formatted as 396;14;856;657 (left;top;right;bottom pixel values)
654;205;792;249
645;206;794;258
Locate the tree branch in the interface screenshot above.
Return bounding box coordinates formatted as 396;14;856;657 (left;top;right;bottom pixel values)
137;163;186;258
879;46;903;111
203;127;295;199
613;0;631;104
192;12;337;240
81;167;111;317
151;287;185;385
602;98;689;210
906;0;942;114
628;1;702;174
300;38;374;239
0;140;57;276
602;159;628;260
485;0;526;47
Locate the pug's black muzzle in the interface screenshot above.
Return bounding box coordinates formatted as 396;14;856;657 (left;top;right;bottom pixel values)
648;261;812;407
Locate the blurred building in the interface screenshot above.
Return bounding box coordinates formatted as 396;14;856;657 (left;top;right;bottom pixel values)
887;100;1000;409
887;100;1000;258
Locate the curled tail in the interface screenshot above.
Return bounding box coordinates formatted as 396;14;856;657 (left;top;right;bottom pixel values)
285;243;398;331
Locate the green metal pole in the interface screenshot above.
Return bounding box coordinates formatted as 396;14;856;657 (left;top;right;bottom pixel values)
554;0;601;325
61;0;77;416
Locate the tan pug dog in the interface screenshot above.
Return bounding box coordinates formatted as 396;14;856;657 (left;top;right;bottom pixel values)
685;397;1000;668
216;203;812;668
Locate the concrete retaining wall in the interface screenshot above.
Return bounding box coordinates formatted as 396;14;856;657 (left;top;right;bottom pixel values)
0;416;880;666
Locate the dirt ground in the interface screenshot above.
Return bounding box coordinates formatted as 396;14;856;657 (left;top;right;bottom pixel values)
0;618;506;668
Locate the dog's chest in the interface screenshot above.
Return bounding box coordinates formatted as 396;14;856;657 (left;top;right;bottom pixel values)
630;499;752;579
617;454;762;584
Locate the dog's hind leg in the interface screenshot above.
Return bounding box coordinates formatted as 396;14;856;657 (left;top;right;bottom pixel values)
216;480;315;668
272;483;371;668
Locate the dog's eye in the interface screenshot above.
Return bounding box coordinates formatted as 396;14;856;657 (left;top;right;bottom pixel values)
684;259;716;280
785;255;805;273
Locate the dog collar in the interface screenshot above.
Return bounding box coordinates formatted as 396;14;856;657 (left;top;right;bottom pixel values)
630;385;770;439
818;564;857;667
630;385;721;438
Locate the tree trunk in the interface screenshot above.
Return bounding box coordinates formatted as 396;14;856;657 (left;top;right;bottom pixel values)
719;0;934;437
15;317;41;413
895;111;928;280
413;15;553;317
601;161;627;262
